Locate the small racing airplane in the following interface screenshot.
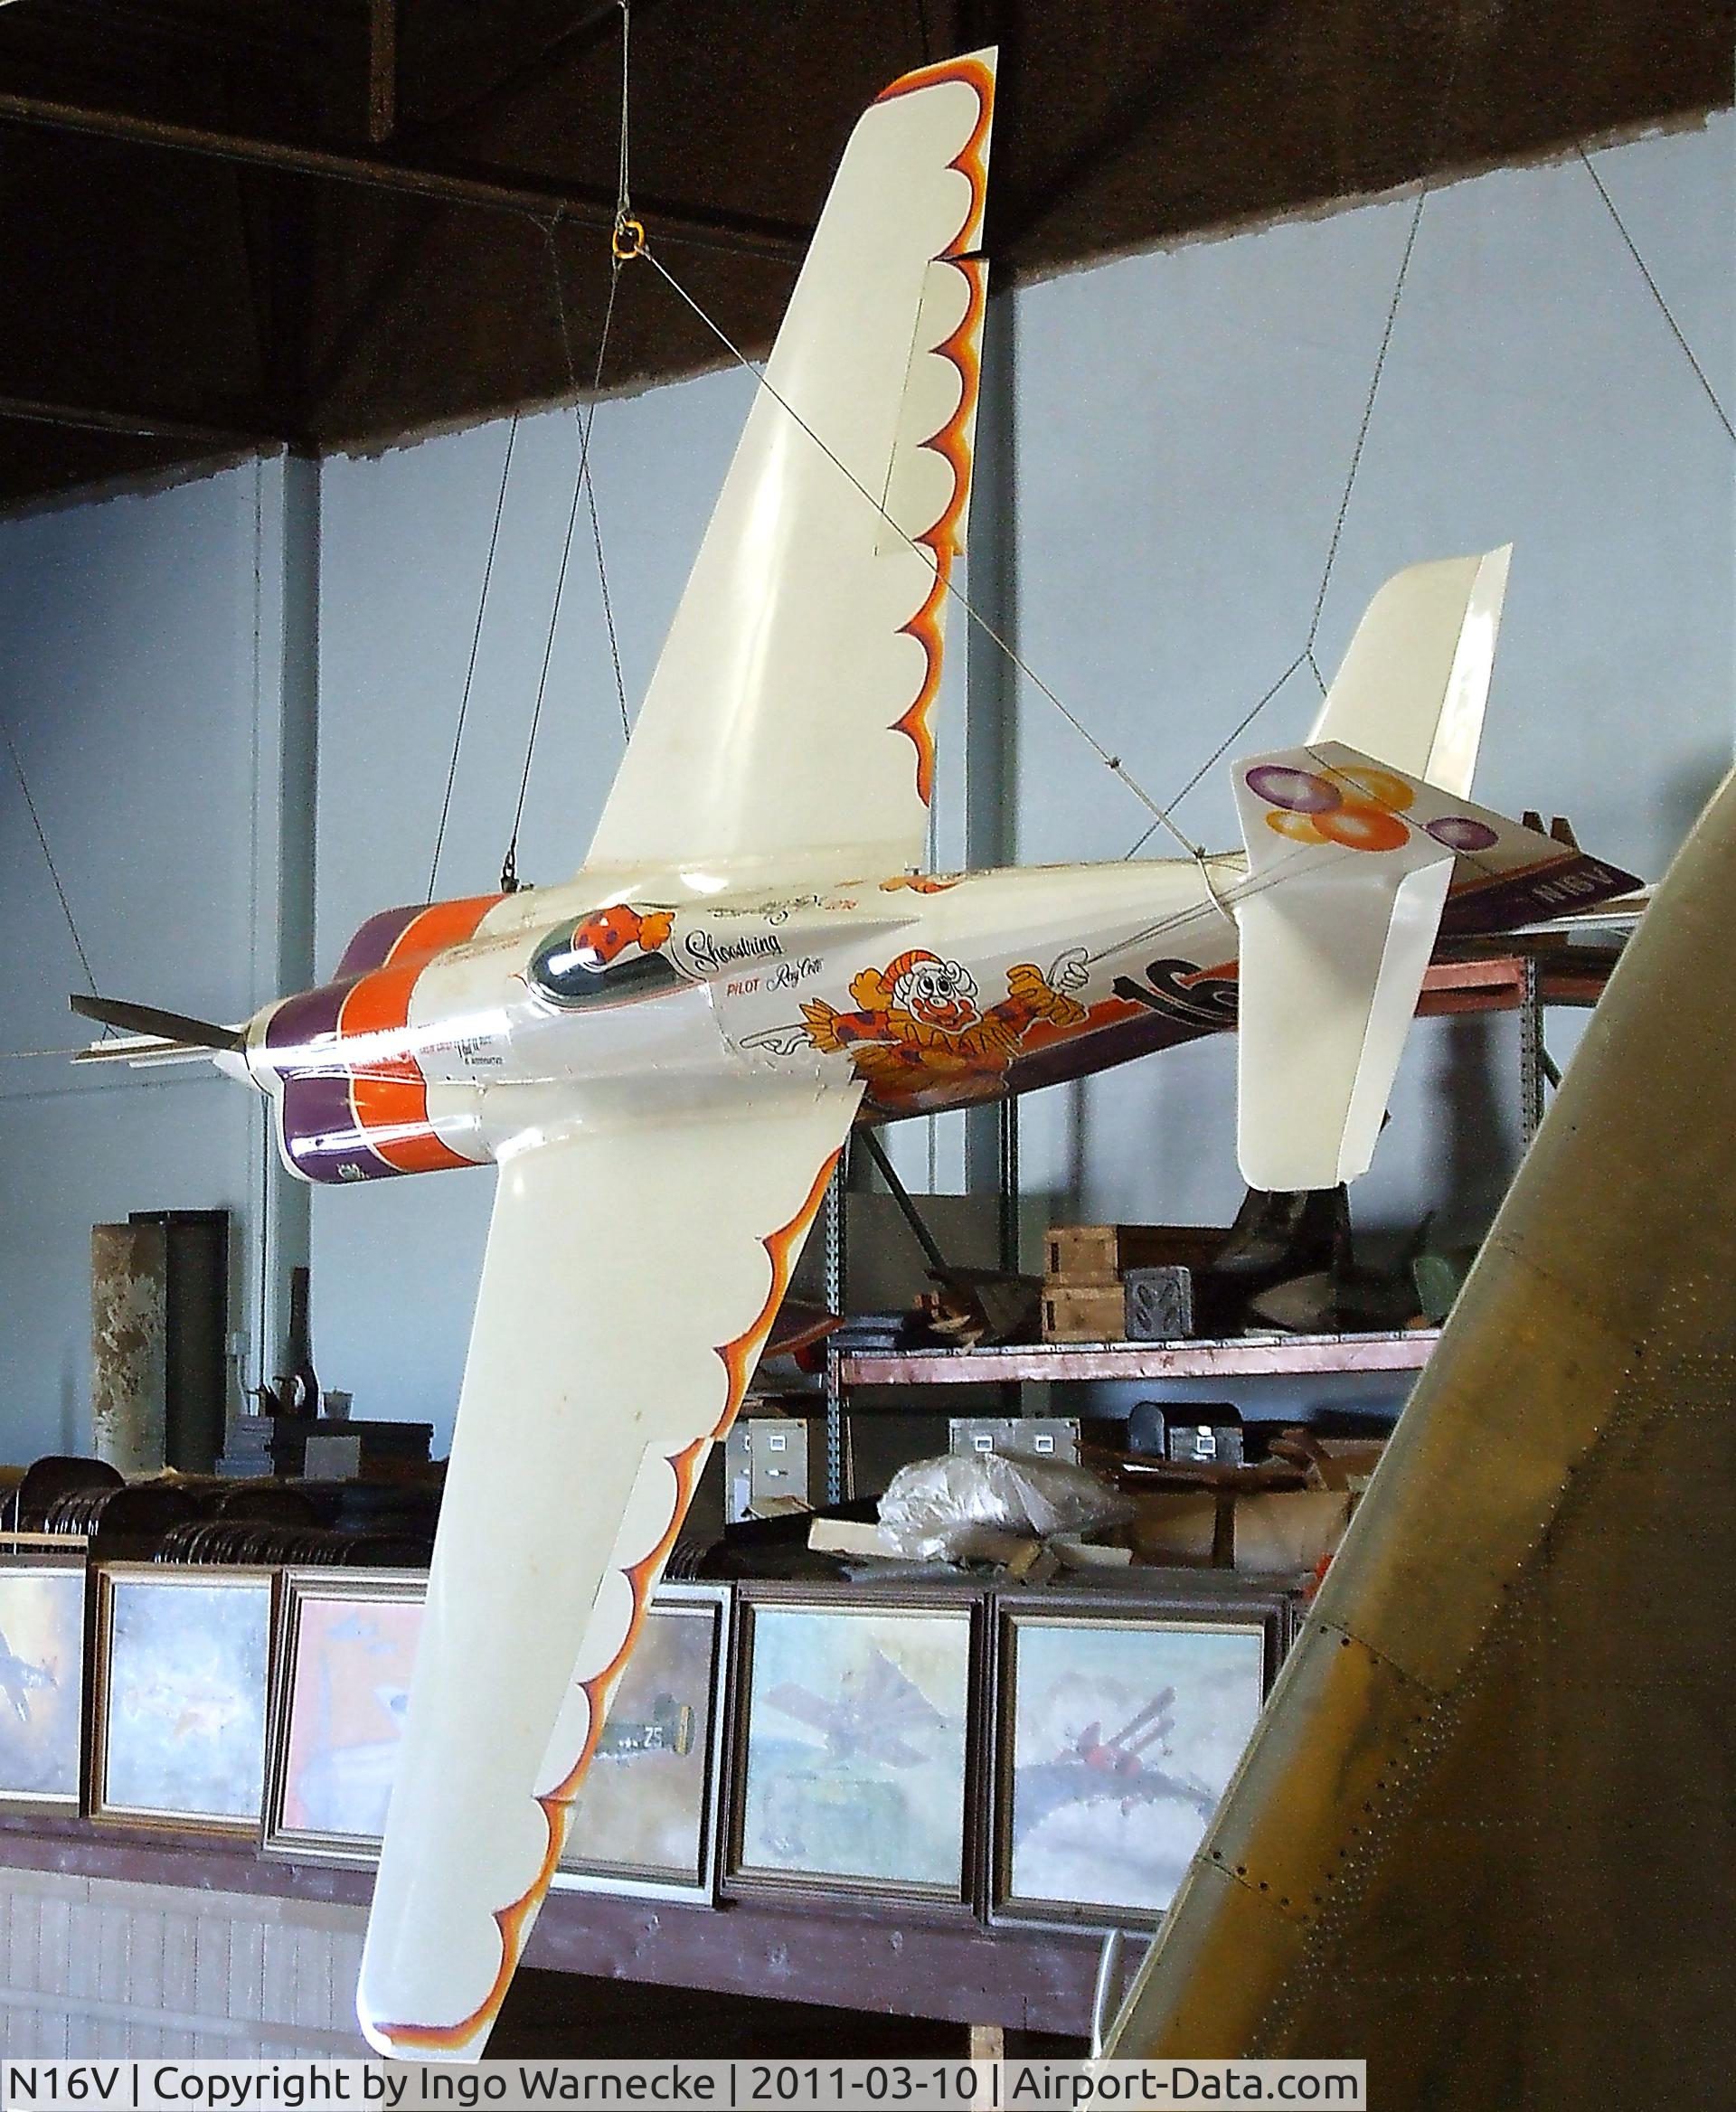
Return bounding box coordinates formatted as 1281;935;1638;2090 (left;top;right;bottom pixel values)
74;46;1638;2055
1013;1690;1220;1841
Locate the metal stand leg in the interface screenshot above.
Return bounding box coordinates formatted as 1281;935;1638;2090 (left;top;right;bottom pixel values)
822;1147;848;1505
998;1092;1020;1274
1520;956;1547;1151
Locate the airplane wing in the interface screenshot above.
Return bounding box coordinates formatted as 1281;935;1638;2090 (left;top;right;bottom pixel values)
584;52;995;887
355;1080;860;2059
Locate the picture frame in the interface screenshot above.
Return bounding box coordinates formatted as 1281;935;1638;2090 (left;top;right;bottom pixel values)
553;1581;733;1904
262;1568;428;1866
988;1580;1289;1930
90;1564;277;1834
724;1582;985;1913
0;1548;88;1813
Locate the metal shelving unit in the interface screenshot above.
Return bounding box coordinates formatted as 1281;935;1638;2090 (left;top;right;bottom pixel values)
816;930;1636;1499
835;1328;1439;1389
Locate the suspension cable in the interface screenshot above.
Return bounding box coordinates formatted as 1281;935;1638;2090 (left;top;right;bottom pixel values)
1127;25;1470;856
1131;151;1439;862
2;714;101;998
641;243;1207;863
504;247;623;890
502;2;635;890
427;410;519;900
1577;144;1734;446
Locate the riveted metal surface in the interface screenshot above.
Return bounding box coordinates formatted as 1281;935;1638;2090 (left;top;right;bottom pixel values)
1110;768;1736;2107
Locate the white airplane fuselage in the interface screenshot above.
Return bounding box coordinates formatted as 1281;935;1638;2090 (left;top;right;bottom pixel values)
249;857;1234;1183
249;814;1627;1188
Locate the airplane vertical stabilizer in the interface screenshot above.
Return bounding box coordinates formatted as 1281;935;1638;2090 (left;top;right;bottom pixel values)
1231;749;1454;1191
1308;546;1510;797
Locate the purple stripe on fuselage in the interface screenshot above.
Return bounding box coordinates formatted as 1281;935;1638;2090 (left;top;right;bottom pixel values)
335;903;425;981
266;979;347;1062
264;981;397;1184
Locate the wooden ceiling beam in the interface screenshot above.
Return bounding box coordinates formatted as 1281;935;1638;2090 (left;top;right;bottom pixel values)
0;391;280;447
0;86;812;260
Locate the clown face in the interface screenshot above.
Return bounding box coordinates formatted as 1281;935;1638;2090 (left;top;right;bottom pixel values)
890;953;980;1032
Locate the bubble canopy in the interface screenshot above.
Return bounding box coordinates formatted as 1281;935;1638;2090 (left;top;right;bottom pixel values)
529;924;688;1009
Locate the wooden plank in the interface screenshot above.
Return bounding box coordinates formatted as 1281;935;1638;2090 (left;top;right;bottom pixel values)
0;1817;1100;2037
524;1896;1099;2035
1416;950;1618;1016
840;1330;1439;1386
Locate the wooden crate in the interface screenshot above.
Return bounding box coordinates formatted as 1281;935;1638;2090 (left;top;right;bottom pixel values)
1041;1284;1127;1343
1044;1222;1230;1286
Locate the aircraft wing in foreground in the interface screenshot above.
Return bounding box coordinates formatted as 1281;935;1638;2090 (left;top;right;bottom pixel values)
357;1082;858;2055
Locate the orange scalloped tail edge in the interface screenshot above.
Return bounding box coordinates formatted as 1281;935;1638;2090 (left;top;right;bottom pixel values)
377;1148;841;2056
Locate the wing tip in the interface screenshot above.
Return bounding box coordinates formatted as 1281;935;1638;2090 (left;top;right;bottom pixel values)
875;45;998;107
355;1995;494;2065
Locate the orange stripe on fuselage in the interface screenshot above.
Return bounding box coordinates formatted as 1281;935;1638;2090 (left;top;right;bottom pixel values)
335;894;500;1175
383;893;504;969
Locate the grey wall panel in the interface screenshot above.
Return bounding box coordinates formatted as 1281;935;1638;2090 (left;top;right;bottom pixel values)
0;460;306;1459
0;118;1728;1457
1010;117;1732;1259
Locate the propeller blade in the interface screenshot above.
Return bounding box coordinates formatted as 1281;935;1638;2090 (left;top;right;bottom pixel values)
71;994;245;1053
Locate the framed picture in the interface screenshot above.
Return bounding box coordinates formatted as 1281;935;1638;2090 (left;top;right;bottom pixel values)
0;1551;87;1811
990;1587;1287;1929
91;1565;277;1833
726;1585;982;1910
263;1569;427;1865
554;1583;732;1903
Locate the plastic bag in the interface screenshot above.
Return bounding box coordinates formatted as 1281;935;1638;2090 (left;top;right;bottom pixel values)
875;1450;1136;1564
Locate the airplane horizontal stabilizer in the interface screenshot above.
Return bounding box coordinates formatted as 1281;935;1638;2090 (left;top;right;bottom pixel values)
1231;740;1586;1190
70;993;245;1053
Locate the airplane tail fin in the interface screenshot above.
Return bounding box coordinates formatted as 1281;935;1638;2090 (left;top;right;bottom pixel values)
1308;547;1511;797
1230;740;1638;1190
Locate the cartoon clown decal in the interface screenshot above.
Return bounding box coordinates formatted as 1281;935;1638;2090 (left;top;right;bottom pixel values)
801;946;1090;1098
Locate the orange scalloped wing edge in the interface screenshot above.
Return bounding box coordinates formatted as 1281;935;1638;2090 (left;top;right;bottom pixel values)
883;54;994;806
377;1149;841;2054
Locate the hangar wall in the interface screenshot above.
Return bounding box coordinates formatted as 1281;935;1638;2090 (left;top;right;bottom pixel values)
0;115;1728;1457
0;457;316;1457
1010;113;1734;1243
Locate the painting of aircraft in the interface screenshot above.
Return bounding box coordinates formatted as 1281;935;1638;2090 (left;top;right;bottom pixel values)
737;1602;971;1891
595;1692;695;1761
0;1627;56;1725
1011;1690;1219;1843
766;1644;951;1771
72;45;1640;2055
1003;1617;1267;1922
561;1595;723;1893
0;1567;83;1806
